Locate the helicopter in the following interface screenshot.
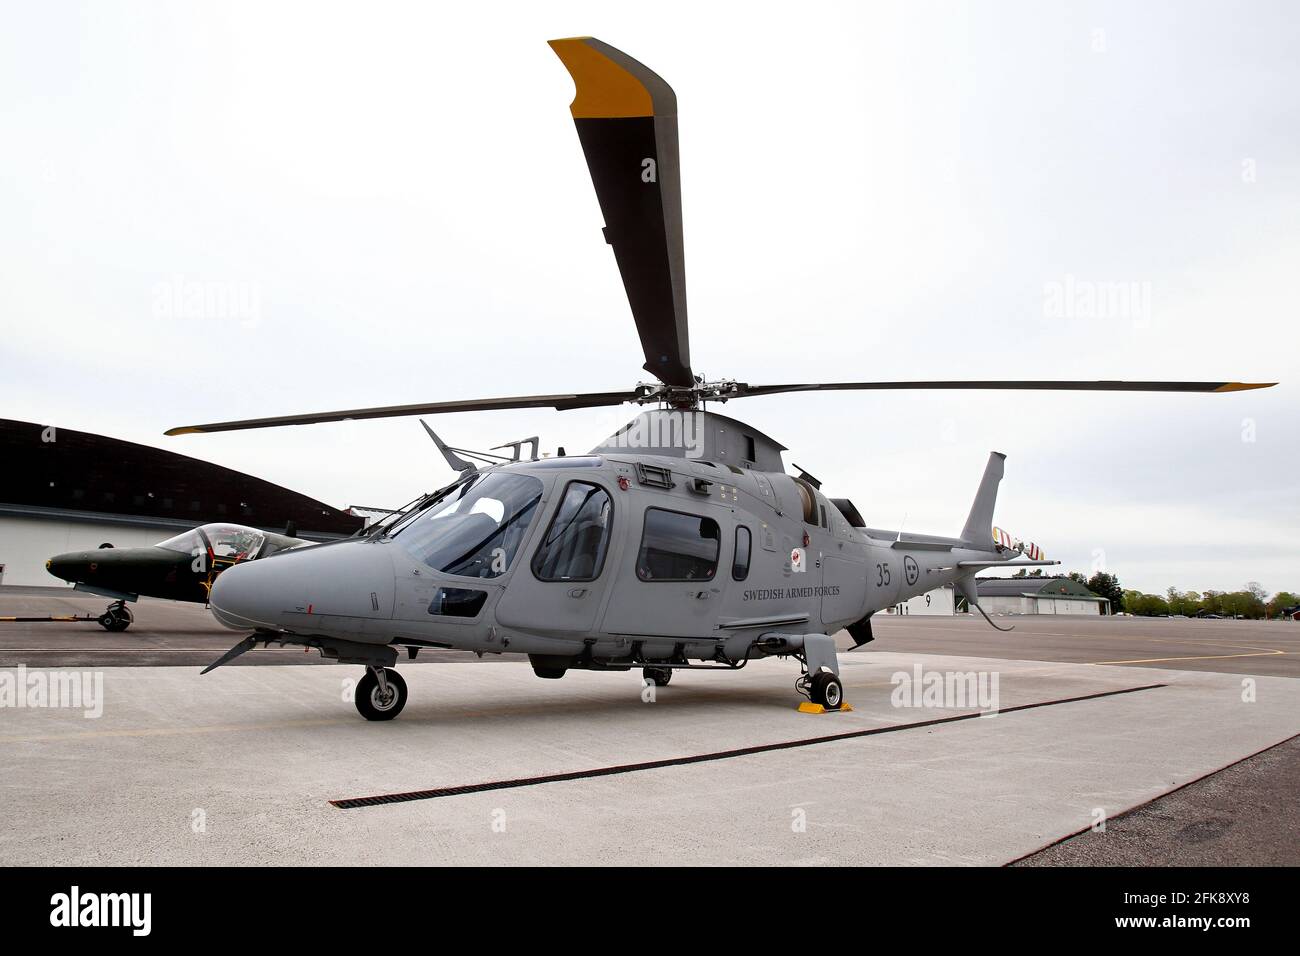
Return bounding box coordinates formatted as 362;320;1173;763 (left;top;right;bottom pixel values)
166;36;1273;720
44;523;309;631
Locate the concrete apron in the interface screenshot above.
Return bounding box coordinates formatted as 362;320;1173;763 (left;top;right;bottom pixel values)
0;652;1295;865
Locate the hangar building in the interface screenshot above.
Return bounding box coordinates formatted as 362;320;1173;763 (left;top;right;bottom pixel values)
0;419;363;586
889;585;956;616
976;576;1110;615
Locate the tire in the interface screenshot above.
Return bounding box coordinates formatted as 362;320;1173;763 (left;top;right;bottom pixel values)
810;671;843;709
643;666;672;687
99;608;132;632
355;668;407;721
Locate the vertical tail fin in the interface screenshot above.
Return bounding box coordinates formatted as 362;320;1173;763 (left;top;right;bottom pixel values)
960;452;1006;549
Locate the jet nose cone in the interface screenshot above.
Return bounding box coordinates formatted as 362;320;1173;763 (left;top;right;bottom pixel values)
46;551;93;584
209;541;396;632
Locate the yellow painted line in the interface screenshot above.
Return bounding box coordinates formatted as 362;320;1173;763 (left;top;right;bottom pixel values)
0;617;86;622
1109;637;1290;653
1089;636;1289;665
1092;650;1285;665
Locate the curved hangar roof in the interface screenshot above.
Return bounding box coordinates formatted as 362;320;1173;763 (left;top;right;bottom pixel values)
0;419;361;537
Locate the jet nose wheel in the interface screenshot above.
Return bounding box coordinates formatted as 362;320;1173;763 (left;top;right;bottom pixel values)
355;667;408;721
98;602;133;632
810;671;843;709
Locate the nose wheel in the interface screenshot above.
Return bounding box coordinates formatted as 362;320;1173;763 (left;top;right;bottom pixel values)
355;667;408;721
97;601;133;632
643;666;673;687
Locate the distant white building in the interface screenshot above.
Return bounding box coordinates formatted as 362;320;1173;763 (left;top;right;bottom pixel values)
887;584;956;616
976;577;1109;615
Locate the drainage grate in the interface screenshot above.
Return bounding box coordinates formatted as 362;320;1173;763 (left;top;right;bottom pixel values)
329;683;1167;809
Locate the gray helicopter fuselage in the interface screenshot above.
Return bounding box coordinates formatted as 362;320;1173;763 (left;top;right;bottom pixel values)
208;444;1008;668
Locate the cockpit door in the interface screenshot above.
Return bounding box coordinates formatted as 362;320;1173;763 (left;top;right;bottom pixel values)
495;479;620;635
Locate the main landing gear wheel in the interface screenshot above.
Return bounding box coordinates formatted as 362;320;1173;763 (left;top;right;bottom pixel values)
98;602;133;632
643;666;672;687
810;671;843;709
355;667;407;721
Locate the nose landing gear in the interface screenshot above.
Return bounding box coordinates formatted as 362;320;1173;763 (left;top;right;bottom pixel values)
97;601;133;632
643;666;673;687
356;666;408;721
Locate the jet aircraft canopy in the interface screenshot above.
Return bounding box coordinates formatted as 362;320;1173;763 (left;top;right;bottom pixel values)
157;524;271;561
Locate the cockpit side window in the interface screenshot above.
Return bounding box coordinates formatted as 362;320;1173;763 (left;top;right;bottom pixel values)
532;481;613;582
392;472;543;578
732;525;752;581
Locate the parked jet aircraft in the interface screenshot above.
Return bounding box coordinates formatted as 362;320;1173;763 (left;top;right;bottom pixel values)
45;523;308;630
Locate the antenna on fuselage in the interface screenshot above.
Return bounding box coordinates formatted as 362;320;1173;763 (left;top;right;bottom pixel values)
419;420;475;473
492;437;540;462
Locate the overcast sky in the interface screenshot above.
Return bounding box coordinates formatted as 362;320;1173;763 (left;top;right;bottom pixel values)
2;1;1296;595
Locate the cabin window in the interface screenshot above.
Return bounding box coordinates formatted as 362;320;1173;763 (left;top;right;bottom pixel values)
636;508;720;581
732;526;752;581
532;481;613;582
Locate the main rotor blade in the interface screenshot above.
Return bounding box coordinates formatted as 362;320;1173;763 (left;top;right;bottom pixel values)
734;380;1276;399
550;37;693;389
165;390;640;435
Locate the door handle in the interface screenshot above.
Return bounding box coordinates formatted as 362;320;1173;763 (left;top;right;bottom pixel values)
568;588;588;598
